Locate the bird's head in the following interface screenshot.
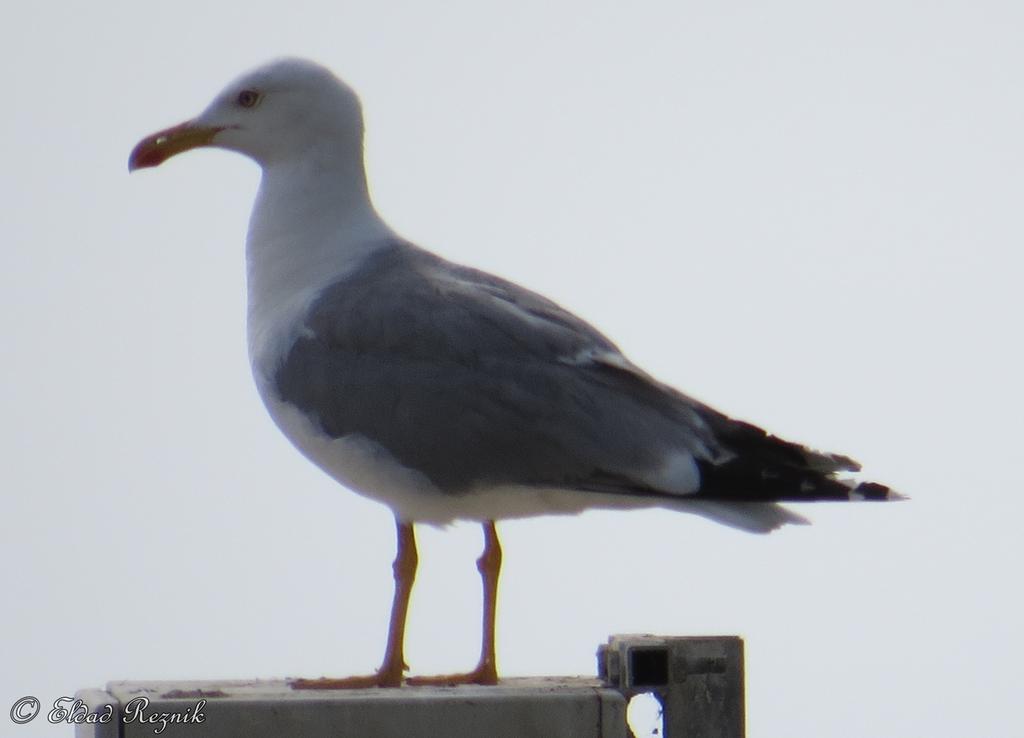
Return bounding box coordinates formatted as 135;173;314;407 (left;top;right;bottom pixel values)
129;58;364;171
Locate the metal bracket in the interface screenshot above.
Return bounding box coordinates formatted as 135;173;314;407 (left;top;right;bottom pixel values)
598;634;745;738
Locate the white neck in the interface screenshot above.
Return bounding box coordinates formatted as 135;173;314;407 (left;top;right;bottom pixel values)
245;147;395;377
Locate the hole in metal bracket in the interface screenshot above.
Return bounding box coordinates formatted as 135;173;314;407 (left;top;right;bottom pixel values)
630;647;669;687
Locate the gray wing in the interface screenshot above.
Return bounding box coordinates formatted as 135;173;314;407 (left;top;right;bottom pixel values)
273;242;728;497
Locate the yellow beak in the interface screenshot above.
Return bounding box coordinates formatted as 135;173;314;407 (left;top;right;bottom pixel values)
128;121;223;171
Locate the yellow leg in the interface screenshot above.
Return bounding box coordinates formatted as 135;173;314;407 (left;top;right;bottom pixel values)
291;519;417;689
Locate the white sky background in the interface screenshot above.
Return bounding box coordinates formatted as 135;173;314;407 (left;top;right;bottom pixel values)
3;1;1022;736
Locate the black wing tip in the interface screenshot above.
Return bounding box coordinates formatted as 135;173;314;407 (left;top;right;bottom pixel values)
850;481;907;501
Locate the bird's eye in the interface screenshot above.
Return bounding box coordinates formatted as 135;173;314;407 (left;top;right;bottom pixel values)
236;89;261;108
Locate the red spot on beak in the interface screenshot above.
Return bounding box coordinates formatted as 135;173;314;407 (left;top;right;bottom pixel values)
128;120;222;171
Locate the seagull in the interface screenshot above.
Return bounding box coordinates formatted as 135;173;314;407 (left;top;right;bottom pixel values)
129;58;899;689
